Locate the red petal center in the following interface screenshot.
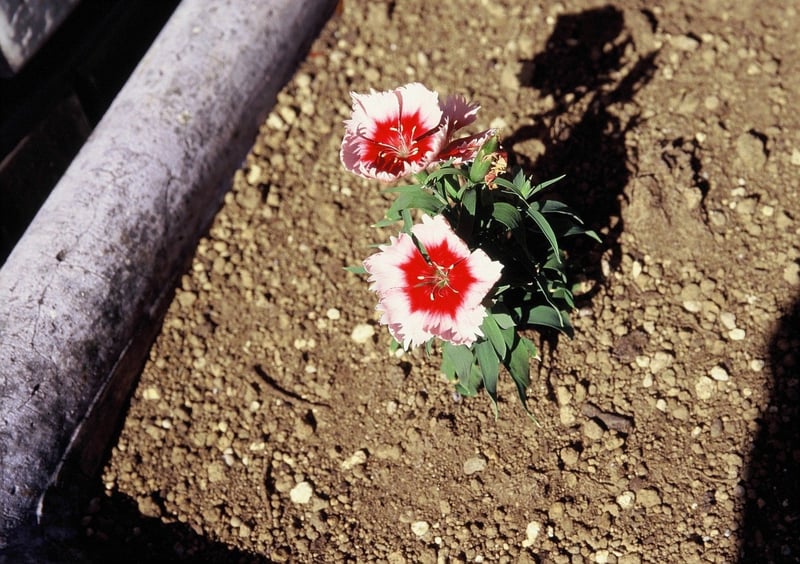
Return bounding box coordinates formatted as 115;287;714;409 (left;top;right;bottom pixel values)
401;242;477;317
361;111;439;177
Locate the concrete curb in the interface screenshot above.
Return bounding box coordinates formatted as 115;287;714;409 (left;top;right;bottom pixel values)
0;0;337;552
0;0;80;76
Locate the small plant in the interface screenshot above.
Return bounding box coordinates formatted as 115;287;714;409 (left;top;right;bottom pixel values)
341;83;598;418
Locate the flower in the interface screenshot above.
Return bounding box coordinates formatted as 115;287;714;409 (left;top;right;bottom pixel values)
438;94;496;165
364;214;503;349
341;83;447;182
340;83;493;182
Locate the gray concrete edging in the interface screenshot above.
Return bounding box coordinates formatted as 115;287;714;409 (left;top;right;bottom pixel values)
0;0;337;551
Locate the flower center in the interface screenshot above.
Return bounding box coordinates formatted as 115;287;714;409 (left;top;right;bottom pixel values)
416;262;458;301
370;117;421;165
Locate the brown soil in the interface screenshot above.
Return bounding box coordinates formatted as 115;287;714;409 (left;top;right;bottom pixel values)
79;1;800;562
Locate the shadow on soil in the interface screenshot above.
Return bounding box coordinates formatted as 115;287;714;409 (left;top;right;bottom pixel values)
739;296;800;561
505;5;658;286
2;456;269;563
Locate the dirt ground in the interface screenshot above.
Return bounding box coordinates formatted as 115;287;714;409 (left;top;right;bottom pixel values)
79;0;799;562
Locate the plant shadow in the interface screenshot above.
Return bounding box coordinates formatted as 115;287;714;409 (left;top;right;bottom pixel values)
504;5;658;295
739;296;800;561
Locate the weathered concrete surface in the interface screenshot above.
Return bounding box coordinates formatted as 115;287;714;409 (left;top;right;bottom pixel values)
0;0;80;76
0;0;337;553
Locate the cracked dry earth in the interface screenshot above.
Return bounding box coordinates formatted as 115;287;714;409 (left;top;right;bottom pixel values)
78;1;799;562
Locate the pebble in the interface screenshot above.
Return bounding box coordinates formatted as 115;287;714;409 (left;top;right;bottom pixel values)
784;262;800;285
142;386;161;400
290;481;313;504
207;462;225;484
595;549;611;563
719;312;737;330
410;520;430;537
351;323;375;343
521;521;541;548
246;165;262;185
341;449;368;470
682;300;701;313
649;351;674;374
326;307;341;320
671;34;700;51
463;455;487;475
735;132;767;169
616;491;635;510
695;376;716;400
709;365;730;381
728;328;746;341
637;488;662;508
583;419;605;441
560;446;579;466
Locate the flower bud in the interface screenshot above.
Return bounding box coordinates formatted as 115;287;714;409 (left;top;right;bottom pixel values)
468;136;500;183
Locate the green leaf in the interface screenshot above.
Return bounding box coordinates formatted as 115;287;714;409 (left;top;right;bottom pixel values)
491;308;516;330
529;174;565;197
512;169;531;199
462;186;477;217
481;315;507;358
551;286;576;309
506;336;534;416
563;224;603;243
490;177;516;193
526;207;561;262
344;265;367;275
385;190;446;220
475;339;500;418
423;166;466;184
384;183;428;194
526;305;574;337
540;199;581;217
455;364;483;397
491;202;522;229
441;342;474;382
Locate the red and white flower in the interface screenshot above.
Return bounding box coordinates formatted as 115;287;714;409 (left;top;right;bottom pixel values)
438;93;496;165
363;214;503;349
341;83;493;182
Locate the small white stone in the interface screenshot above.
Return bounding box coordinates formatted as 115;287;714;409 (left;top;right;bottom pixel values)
289;481;313;504
649;351;673;374
616;490;635;509
728;328;746;341
750;359;765;371
521;521;541;547
709;365;729;381
791;148;800;166
655;398;668;412
683;300;702;313
351;323;375;343
695;376;716;400
411;520;430;537
595;549;611;563
326;307;341;320
341;449;368;470
719;312;737;330
784;262;800;285
142;387;161;401
463;456;488;475
631;260;642;279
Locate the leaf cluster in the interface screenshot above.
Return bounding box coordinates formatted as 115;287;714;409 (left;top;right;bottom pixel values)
378;138;599;417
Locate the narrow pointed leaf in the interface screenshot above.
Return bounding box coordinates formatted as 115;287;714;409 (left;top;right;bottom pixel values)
475;339;500;418
491;202;522;229
526;207;561;262
481;315;507;358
